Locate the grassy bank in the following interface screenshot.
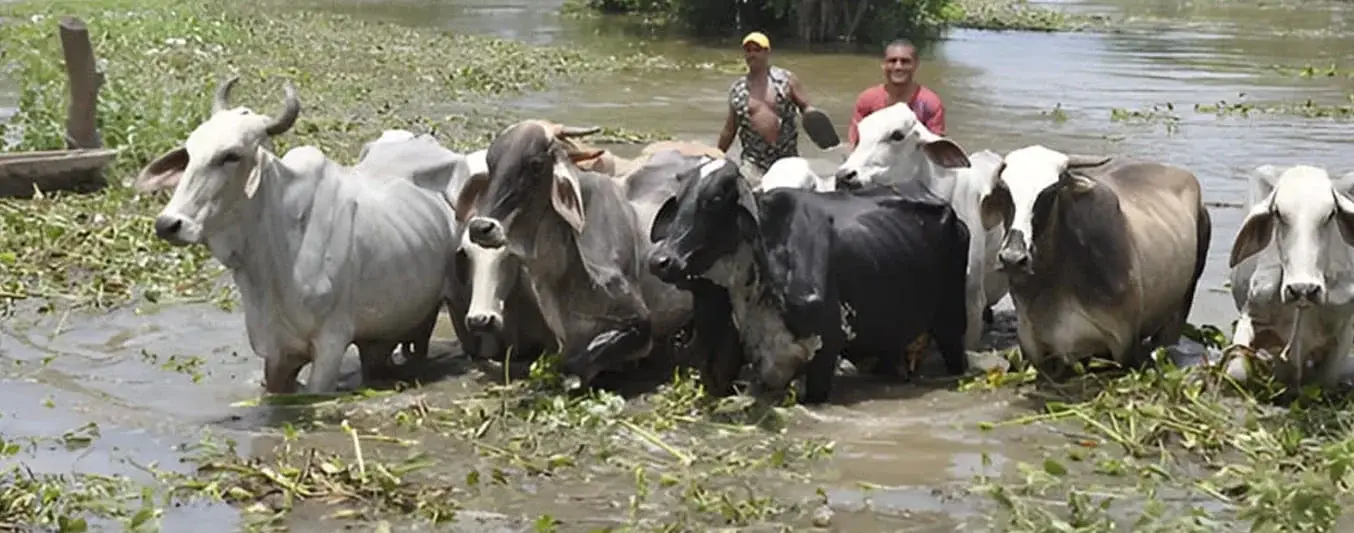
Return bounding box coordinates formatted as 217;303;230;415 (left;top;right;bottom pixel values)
0;0;675;315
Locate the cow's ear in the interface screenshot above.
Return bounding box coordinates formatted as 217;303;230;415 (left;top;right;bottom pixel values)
980;181;1015;231
1058;171;1096;195
1333;191;1354;249
135;147;189;193
454;174;489;224
650;197;678;243
550;157;586;233
244;147;267;198
1229;200;1276;268
920;138;971;169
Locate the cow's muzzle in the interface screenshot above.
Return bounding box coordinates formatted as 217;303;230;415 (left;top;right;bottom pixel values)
467;217;507;249
1282;281;1325;307
153;214;193;246
997;231;1033;274
648;248;691;284
465;312;504;334
834;168;862;190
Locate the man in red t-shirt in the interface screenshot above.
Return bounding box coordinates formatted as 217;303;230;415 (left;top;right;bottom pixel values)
847;38;946;148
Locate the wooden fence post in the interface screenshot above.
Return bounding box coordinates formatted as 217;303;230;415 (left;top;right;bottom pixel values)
59;16;104;152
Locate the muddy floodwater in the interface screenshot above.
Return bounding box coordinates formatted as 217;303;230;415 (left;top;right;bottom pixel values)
4;0;1354;530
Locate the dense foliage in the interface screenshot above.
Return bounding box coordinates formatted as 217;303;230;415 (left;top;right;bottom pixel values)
582;0;963;44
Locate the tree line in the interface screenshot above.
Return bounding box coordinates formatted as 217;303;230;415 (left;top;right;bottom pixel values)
580;0;962;45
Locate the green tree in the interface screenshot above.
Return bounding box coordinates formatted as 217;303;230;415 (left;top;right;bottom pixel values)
581;0;962;45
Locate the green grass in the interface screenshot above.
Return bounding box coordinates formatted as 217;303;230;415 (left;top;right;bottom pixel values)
0;0;671;315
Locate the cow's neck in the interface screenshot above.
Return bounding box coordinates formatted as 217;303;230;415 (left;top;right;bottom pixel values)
209;153;323;309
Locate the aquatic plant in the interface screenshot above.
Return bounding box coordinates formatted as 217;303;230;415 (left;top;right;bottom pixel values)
963;340;1354;531
0;0;668;314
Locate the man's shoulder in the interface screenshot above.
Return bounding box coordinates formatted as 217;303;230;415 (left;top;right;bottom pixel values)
915;85;945;106
854;85;887;106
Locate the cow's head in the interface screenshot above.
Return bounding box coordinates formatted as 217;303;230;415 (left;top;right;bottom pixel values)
458;234;523;336
834;102;970;189
135;77;301;245
991;145;1109;277
453;120;601;254
1230;165;1354;307
647;157;760;283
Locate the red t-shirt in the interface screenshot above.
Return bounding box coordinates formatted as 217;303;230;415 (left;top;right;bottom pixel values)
848;84;946;147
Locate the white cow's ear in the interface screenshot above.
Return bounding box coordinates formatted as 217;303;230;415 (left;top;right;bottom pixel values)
244;146;267;199
550;156;586;234
915;127;971;169
1333;190;1354;248
1250;165;1283;204
1229;200;1276;268
135;147;189;193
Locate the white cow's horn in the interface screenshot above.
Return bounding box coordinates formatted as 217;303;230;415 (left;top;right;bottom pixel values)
265;82;302;137
213;76;240;114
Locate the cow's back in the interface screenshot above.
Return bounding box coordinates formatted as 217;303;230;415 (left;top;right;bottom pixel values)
1100;161;1208;325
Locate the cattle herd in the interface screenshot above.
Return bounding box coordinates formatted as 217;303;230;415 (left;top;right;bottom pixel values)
127;77;1354;404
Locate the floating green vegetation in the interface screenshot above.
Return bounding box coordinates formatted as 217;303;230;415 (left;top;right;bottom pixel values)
954;0;1110;32
0;364;836;531
961;326;1354;531
0;0;675;315
1270;63;1351;79
1110;103;1182;134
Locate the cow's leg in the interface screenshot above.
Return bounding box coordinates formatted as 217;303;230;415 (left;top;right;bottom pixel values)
402;307;441;362
803;330;846;405
1318;316;1354;389
901;335;930;377
356;341;400;383
983;307;995;325
688;283;744;397
306;331;352;394
963;278;986;351
932;305;970;378
1222;310;1259;382
263;352;307;394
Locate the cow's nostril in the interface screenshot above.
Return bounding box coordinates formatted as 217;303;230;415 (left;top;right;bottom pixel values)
153;217;183;239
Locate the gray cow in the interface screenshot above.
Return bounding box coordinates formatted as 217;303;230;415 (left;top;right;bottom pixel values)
451;119;712;386
984;145;1211;376
136;77;461;394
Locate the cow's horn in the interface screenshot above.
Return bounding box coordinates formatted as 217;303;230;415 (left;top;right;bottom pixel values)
213;76;240;114
265;82;301;137
1066;154;1111;168
557;125;601;138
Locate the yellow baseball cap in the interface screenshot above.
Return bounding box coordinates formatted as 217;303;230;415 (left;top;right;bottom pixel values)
741;31;770;50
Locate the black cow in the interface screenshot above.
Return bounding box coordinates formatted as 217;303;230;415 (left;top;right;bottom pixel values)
647;157;971;404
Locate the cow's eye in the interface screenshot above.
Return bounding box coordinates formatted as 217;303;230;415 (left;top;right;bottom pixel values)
888;130;906;142
218;152;242;165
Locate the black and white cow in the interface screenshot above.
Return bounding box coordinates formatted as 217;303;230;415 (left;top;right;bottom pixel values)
647;158;972;404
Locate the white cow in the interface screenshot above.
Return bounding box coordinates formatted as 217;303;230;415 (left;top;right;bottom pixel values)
832;102;1009;350
135;77;462;394
1224;165;1354;390
755;156;836;193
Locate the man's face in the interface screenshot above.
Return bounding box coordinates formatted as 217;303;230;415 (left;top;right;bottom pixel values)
882;44;918;85
744;44;768;68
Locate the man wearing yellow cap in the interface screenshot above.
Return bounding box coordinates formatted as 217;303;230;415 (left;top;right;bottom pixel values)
718;31;832;177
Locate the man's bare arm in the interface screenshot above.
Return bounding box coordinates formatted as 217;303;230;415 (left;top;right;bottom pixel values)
789;74;813;112
717;106;738;153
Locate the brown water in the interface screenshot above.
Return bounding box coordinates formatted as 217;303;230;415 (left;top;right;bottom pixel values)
4;0;1354;530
